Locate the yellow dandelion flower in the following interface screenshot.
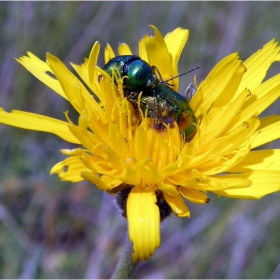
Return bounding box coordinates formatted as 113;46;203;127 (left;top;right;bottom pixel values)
1;26;280;262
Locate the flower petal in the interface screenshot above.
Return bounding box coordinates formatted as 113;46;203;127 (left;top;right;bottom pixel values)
212;171;280;199
144;25;173;85
101;175;123;190
71;59;91;90
71;42;101;96
46;53;95;114
164;27;189;90
241;73;280;110
120;158;140;185
81;172;112;190
135;127;149;160
104;43;115;64
228;150;280;172
237;39;280;95
139;34;149;62
164;27;189;68
15;52;66;99
197;146;250;175
118;43;132;55
0;108;79;144
65;114;102;153
204;65;247;142
191;116;261;168
50;156;89;182
163;193;190;217
208;175;251;191
109;122;130;159
88;41;103;95
251;116;280;149
179;188;209;204
159;183;179;196
140;160;162;184
127;185;160;262
224;75;280;134
191;53;241;116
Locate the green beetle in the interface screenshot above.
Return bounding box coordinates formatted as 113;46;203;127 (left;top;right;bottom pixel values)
103;55;197;141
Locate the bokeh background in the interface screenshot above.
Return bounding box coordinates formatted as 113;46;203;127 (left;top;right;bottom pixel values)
0;1;280;279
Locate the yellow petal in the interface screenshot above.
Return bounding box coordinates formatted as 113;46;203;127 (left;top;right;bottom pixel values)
71;59;91;90
85;113;110;148
50;156;89;182
191;53;241;116
101;175;123;190
164;27;189;90
15;52;66;99
120;158;140;185
144;25;173;86
109;122;129;159
191;116;261;168
138;34;149;62
259;115;280;130
104;43;115;64
60;148;83;156
90;66;122;119
241;73;280;110
140;160;162;184
127;185;160;262
179;188;209;204
215;116;260;157
88;41;102;94
64;114;102;154
163;193;190;217
225;76;280;133
0;108;79;144
208;175;251;191
197;139;251;175
251;116;280;149
237;39;280;95
164;27;189;68
212;171;280;199
71;42;102;100
160;143;193;176
46;53;94;114
159;183;179;196
135;128;149;160
228;150;280;172
81;172;112;190
103;145;124;169
168;172;207;188
118;43;132;55
205;65;247;142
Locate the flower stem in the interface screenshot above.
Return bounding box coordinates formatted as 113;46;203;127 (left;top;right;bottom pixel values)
111;239;138;279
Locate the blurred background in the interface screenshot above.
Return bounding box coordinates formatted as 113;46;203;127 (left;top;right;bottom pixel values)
0;1;280;278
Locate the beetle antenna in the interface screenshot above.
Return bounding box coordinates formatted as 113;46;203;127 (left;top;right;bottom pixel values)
163;67;199;84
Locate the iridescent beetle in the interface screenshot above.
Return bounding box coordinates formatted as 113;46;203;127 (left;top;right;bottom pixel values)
103;55;197;141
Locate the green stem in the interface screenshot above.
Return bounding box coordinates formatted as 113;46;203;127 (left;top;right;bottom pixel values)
111;238;138;279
